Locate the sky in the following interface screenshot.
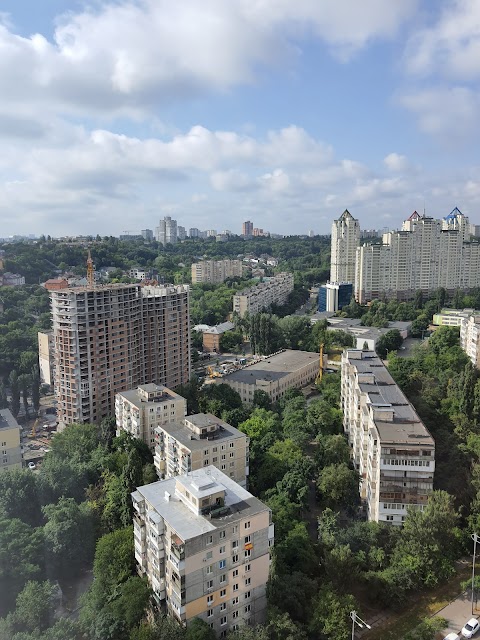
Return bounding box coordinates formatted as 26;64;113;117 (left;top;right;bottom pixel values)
1;0;480;237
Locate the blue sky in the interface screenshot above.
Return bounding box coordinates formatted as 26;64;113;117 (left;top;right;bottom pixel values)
1;0;479;237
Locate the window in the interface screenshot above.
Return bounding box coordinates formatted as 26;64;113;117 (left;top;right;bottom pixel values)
206;551;213;560
213;457;218;463
232;569;238;577
232;554;239;563
207;609;213;618
220;602;226;611
232;525;238;534
229;442;235;448
244;521;251;530
244;535;251;544
219;560;226;569
221;454;226;460
206;565;213;575
220;574;226;583
220;545;226;554
207;580;213;589
204;449;209;456
232;540;239;549
232;597;239;605
213;447;217;452
245;591;251;599
220;616;227;626
245;577;251;586
232;610;239;619
207;535;213;545
221;464;226;470
230;461;235;467
245;605;251;613
245;563;251;572
229;452;234;458
244;549;251;558
219;531;226;539
233;583;239;592
220;589;226;598
207;595;214;605
203;459;209;466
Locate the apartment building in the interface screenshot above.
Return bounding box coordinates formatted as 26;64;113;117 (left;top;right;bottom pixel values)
242;221;253;237
132;466;273;635
341;350;435;525
330;209;360;284
156;216;178;245
191;260;243;285
38;330;55;386
51;283;190;426
233;272;294;318
0;409;22;471
154;413;249;487
355;209;480;303
460;315;480;368
115;384;187;451
221;349;319;404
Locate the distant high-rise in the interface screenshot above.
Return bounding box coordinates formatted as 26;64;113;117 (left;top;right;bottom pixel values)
177;226;186;241
330;210;360;284
189;228;200;238
51;282;190;426
155;216;178;245
242;221;253;237
141;229;153;242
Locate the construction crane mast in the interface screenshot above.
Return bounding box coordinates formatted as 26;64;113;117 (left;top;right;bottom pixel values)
86;250;95;288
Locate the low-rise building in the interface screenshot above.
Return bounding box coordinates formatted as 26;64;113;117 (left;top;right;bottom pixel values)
433;308;476;327
0;409;23;471
233;273;294;318
154;413;249;487
460;315;480;368
38;330;55;387
1;272;25;286
43;278;68;291
132;466;273;634
201;322;236;353
115;385;187;451
323;317;411;351
318;282;353;312
220;349;319;404
341;349;435;525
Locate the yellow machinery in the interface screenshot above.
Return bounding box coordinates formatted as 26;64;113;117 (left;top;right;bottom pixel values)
315;343;324;385
207;366;221;378
27;418;39;439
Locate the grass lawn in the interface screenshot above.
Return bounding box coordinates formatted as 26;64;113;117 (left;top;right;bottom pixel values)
366;563;471;640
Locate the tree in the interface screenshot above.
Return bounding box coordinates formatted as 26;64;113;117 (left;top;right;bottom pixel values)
30;367;40;414
9;369;20;418
18;373;31;419
375;329;403;359
252;389;272;410
315;434;350;467
403;617;447;640
309;585;356;640
316;463;360;512
0;383;8;409
0;469;42;526
42;497;96;579
12;580;57;633
185;618;216;640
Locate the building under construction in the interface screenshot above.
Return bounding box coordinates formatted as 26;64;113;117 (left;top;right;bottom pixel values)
51;282;190;425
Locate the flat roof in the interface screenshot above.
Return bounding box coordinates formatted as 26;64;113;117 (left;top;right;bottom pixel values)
135;466;268;541
159;413;245;450
222;349;318;384
117;384;185;408
0;409;19;431
344;350;434;446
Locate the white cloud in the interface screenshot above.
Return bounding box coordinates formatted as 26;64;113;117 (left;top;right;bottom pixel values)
405;0;480;79
384;153;410;172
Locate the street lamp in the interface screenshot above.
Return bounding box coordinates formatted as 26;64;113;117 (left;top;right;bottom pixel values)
472;533;479;615
350;610;371;640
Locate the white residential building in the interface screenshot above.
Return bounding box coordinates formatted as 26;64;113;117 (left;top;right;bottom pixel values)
341;349;435;525
460;315;480;368
156;216;178;245
191;260;243;285
132;467;273;634
233;273;294;318
115;384;187;451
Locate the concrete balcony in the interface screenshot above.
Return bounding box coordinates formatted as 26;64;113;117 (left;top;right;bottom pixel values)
151;575;166;600
134;549;147;569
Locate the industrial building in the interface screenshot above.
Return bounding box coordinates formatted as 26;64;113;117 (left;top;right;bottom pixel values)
132;467;273;635
220;349;319;404
341;350;435;525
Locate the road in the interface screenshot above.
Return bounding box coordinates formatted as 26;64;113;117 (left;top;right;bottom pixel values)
435;589;478;637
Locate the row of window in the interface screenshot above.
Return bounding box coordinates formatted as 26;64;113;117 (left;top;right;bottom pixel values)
382;459;431;467
207;604;252;620
206;588;252;606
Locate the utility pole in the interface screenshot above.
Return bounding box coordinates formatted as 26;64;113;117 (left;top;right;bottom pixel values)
350;610;371;640
472;533;479;615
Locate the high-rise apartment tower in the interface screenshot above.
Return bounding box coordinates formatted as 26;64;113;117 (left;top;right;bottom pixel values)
330;210;360;283
51;283;190;426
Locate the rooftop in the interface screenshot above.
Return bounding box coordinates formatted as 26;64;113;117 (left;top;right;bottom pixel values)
134;466;268;541
0;408;20;432
344;350;434;446
158;413;245;450
117;384;184;407
222;349;318;384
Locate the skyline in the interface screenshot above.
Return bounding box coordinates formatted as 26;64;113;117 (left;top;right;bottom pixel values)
1;1;480;236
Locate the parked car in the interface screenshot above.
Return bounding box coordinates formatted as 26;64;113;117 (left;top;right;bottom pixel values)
462;618;480;638
28;462;36;470
444;633;460;640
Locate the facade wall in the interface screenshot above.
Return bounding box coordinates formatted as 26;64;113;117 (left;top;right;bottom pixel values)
38;330;55;386
232;273;294;318
330;210;360;284
192;260;243;284
0;409;22;471
460;315;480;368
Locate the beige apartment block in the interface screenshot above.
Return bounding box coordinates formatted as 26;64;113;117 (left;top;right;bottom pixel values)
132;467;274;636
154;413;249;487
38;330;55;387
0;409;22;471
51;283;190;426
191;260;243;285
115;384;187;451
232;273;294;318
220;349;319;404
460;315;480;368
341;350;435;525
